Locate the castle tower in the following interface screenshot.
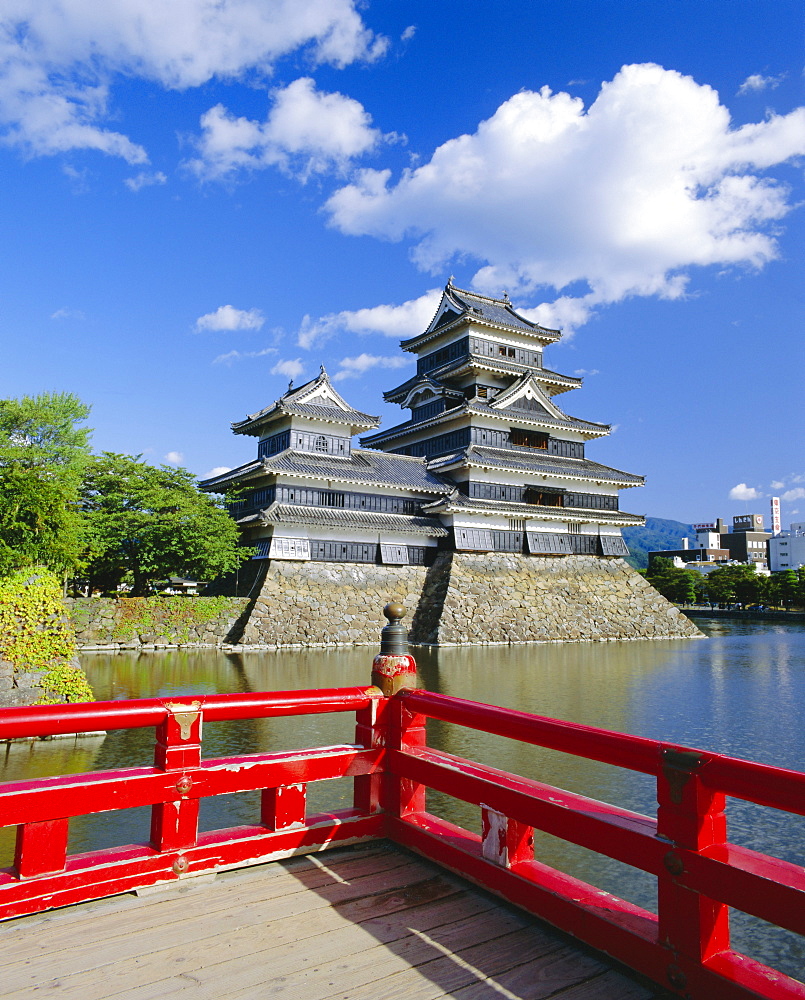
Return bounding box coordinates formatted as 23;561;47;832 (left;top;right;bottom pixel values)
360;282;644;556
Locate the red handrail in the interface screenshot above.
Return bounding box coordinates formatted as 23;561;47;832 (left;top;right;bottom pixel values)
0;682;803;999
0;686;380;739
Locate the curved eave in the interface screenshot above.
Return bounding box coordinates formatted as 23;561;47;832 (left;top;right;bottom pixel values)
466;402;609;437
232;409;378;438
259;452;450;494
444;357;581;393
422;495;644;526
200;461;265;492
258;502;449;538
361;404;608;450
384;358;580;404
430;450;644;489
400;314;561;353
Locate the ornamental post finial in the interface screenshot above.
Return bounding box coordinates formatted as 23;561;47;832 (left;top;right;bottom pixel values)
287;380;293;393
371;603;418;696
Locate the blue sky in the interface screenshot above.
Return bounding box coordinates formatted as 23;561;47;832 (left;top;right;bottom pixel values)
1;0;803;525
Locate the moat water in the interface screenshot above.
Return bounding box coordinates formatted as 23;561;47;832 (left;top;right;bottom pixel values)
2;617;803;980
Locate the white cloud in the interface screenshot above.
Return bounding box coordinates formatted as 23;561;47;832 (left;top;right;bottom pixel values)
729;483;764;501
196;304;265;332
782;488;805;503
50;306;84;320
271;358;304;380
770;480;786;490
124;170;167;192
212;346;278;365
205;465;231;478
187;77;385;181
0;1;386;162
333;353;413;381
573;368;599;377
298;287;440;349
401;26;416;42
164;451;183;465
738;73;785;95
326;64;805;335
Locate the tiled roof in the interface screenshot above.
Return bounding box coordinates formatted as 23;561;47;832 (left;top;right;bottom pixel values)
428;446;644;486
262;502;449;537
447;286;549;334
231;369;379;435
400;283;561;350
200;461;265;491
434;354;581;387
260;448;451;492
361;399;606;448
278;401;379;424
467;401;608;434
384;358;581;404
421;492;645;525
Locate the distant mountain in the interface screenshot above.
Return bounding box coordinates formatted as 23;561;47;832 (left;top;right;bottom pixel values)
622;517;696;570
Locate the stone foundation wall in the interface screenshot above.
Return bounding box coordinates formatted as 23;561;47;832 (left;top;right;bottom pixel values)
412;552;703;644
240;561;430;646
240;553;702;647
66;596;251;650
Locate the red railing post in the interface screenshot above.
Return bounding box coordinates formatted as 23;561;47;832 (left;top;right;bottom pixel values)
262;783;307;830
14;818;69;879
369;603;423;820
481;806;534;868
150;701;202;854
656;747;730;988
354;695;387;815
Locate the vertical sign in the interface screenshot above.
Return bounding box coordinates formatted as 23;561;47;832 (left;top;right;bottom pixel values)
771;497;781;536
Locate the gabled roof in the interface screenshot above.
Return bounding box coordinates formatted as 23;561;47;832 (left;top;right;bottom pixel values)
427;445;644;487
383;357;581;404
400;281;561;353
232;367;380;437
362;382;608;449
394;375;465;410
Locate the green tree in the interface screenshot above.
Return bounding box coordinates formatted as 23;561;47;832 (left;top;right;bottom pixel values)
703;564;762;608
645;557;699;604
79;453;249;595
768;569;799;609
0;393;91;575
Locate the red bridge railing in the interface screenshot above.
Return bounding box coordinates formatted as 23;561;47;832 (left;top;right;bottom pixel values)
0;608;803;1000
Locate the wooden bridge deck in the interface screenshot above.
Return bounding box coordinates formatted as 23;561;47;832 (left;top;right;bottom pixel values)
0;843;671;1000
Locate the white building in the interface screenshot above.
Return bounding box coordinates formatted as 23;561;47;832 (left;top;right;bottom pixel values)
769;522;805;572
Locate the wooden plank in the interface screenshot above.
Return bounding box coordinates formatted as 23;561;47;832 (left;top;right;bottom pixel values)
0;844;673;1000
0;870;464;994
0;845;417;960
4;859;457;996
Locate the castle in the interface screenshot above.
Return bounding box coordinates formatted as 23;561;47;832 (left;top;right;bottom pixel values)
199;284;701;646
201;281;645;564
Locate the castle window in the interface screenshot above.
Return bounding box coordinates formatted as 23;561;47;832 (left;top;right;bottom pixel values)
510;429;548;449
314;435;327;452
507;348;516;358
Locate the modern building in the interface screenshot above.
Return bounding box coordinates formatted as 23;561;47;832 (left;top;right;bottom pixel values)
202;282;645;564
649;514;771;570
769;522;805;572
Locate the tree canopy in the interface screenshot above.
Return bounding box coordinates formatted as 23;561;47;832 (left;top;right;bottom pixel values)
79;453;249;595
645;557;702;604
0;393;91;575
